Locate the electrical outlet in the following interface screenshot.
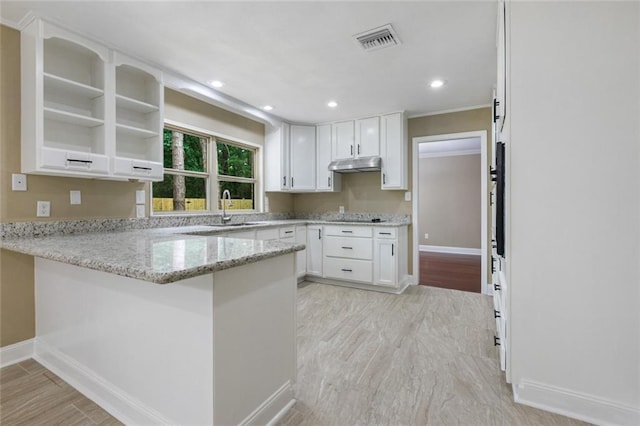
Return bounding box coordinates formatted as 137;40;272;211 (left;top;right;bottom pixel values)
339;205;345;214
136;205;145;218
11;174;27;191
70;190;81;205
424;233;429;240
404;191;411;201
135;190;146;205
37;201;50;217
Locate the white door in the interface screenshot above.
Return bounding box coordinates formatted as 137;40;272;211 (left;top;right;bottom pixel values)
373;239;397;287
332;121;354;160
290;125;316;190
306;226;323;277
356;117;380;158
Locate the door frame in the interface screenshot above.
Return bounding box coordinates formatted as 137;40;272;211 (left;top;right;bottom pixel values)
411;130;489;295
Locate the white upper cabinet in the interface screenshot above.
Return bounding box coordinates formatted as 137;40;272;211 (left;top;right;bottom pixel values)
21;19;163;181
315;124;341;192
355;116;380;158
332;121;355;160
380;112;408;190
265;122;290;191
289;125;316;191
112;52;164;180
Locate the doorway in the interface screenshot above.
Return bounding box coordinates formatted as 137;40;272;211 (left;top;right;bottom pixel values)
412;131;488;294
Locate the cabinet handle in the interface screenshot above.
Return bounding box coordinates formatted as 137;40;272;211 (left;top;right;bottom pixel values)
318;229;321;240
490;192;494;206
383;173;386;184
285;230;294;234
291;177;294;187
494;310;501;319
328;176;331;187
494;283;501;291
379;232;392;235
341;230;353;233
494;335;501;346
491;256;496;273
357;144;361;155
493;98;500;122
350;145;353;156
392;243;394;256
67;159;93;165
283;176;286;187
341;268;353;272
133;166;152;171
341;246;353;250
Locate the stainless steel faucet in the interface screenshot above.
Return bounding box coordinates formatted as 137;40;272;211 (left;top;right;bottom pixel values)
221;189;233;223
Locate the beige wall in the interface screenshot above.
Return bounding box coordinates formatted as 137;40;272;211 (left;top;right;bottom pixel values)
418;154;481;248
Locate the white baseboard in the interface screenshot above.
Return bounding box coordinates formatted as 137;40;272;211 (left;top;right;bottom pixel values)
242;381;295;426
514;380;640;426
34;339;172;425
0;339;34;368
419;245;481;255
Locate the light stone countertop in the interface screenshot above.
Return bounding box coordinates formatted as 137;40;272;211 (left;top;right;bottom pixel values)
0;219;409;284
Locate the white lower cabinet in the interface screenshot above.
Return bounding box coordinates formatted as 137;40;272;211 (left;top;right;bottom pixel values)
373;227;406;288
306;226;323;277
295;225;307;279
324;257;373;283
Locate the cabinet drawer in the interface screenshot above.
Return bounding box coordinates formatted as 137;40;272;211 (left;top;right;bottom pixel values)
256;228;279;241
112;157;163;180
324;225;372;238
324;257;372;283
324;236;372;260
41;147;109;175
374;227;397;239
279;226;296;238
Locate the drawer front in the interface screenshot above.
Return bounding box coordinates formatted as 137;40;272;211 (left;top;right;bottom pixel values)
324;257;372;283
324;225;373;238
324;236;372;260
374;227;397;239
41;147;109;175
279;226;296;238
256;228;279;241
113;157;163;181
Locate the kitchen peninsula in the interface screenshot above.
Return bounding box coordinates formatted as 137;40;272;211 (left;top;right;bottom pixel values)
1;225;304;425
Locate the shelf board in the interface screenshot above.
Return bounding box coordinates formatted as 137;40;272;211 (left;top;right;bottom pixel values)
43;73;104;99
116;94;159;114
44;107;104;128
116;123;159;138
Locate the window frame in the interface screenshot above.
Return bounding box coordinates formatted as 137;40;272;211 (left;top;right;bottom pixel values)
152;119;263;216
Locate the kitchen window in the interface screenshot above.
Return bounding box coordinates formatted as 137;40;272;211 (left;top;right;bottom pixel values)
152;125;258;213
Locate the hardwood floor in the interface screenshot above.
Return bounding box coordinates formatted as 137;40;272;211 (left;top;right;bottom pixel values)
0;358;121;425
419;250;482;293
1;283;584;426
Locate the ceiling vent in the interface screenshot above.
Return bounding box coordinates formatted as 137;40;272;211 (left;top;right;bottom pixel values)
354;24;401;52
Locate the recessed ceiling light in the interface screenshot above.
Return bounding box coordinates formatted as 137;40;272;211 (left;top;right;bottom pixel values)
209;80;224;88
327;101;338;108
430;79;445;88
263;105;274;111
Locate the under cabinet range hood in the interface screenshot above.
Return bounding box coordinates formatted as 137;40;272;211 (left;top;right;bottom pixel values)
328;156;382;173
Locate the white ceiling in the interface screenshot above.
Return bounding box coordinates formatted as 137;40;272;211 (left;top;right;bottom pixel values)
0;1;498;125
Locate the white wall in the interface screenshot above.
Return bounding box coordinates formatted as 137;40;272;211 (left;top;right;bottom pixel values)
509;1;639;423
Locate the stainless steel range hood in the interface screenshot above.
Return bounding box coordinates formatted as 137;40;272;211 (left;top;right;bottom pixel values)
328;156;381;173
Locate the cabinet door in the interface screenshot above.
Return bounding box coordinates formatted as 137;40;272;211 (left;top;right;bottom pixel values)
356;116;380;158
265;123;290;191
290;125;316;191
316;124;341;192
332;121;354;160
381;112;408;190
373;239;398;287
306;226;323;277
296;225;307;278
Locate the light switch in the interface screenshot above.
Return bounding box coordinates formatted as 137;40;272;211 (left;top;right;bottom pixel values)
11;174;27;191
70;190;81;205
136;205;145;218
136;190;146;205
339;206;345;214
404;191;412;201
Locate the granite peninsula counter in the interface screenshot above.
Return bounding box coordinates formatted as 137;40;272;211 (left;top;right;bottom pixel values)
0;224;309;425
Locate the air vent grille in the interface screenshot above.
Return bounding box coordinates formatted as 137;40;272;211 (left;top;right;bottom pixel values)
354;24;401;52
